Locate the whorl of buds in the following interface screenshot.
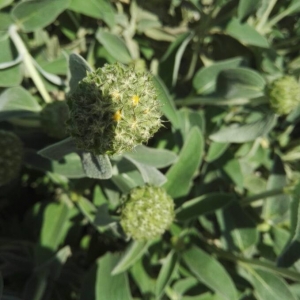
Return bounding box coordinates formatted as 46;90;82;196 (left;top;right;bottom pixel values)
267;76;300;115
40;101;69;139
120;185;174;240
0;130;23;186
66;63;162;155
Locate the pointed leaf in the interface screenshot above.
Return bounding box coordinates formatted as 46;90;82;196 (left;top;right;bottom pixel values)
69;53;92;93
124;145;177;168
243;268;297;300
209;114;277;143
11;0;70;32
80;152;112;179
164;127;203;198
176;193;233;221
156;251;178;298
96;30;132;64
38;137;77;160
183;246;238;300
152;75;180;129
112;241;150;275
193;57;244;94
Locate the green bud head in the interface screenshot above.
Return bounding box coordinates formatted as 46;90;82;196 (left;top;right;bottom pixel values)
267;76;300;115
66;63;162;155
120;185;175;240
0;130;23;186
40;101;69;139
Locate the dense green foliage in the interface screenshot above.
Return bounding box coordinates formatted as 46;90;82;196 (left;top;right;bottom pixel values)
1;0;300;299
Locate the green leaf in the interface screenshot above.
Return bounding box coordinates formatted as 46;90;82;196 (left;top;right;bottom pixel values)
96;253;132;300
24;150;86;178
11;0;70;32
0;36;22;87
193;57;244;94
0;86;41;112
39;198;70;251
242;268;297;300
163;127;203;198
263;155;290;221
183;246;238;300
69;0;116;28
81;253;132;300
69;53;92;93
125;156;167;186
277;183;300;267
0;0;13;9
226;18;269;48
112;241;150;275
238;0;261;20
160;32;194;87
96;30;132;64
218;202;258;252
176;193;233;221
209;114;277;143
80;152;112;179
216;68;266;99
156;251;178;298
23;246;71;300
152;75;181;129
38;138;77;160
124;145;177;168
206;142;229;163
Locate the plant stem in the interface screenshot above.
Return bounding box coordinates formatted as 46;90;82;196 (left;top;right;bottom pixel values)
8;25;51;103
256;0;277;32
240;187;285;206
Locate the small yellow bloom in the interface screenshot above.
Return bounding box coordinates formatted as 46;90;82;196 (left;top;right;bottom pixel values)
132;95;140;106
113;110;122;122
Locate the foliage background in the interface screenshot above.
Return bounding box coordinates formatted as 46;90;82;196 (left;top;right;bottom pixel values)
1;0;300;299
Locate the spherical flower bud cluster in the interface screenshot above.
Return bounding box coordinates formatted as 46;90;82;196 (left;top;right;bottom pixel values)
0;130;23;186
40;101;69;139
66;63;162;155
267;76;300;115
120;185;175;240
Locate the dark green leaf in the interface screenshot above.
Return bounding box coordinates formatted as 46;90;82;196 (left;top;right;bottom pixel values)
218;202;258;252
69;0;116;28
163;127;203;198
112;241;150;275
11;0;70;32
206;142;229;163
183;246;238;300
152;75;181;129
277;183;300;267
125;157;167;186
0;86;41;112
69;53;92;93
0;36;22;87
0;272;3;299
96;30;132;64
209;114;277;143
216;68;266;99
176;193;233;221
242;268;297;300
38;138;77;160
238;0;261;20
124;145;177;168
226;18;269;48
80;152;112;179
24;149;86;178
263;155;290;221
156;251;178;298
193;57;244;94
